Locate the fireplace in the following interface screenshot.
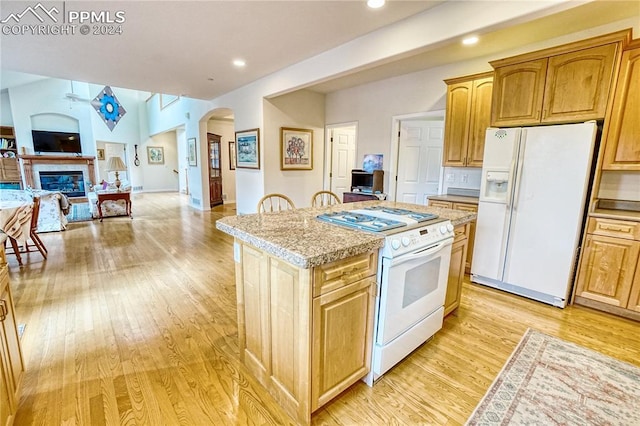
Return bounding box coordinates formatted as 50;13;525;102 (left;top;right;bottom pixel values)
39;170;86;197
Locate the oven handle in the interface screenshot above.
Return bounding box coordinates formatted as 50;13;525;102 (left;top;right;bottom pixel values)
388;238;453;267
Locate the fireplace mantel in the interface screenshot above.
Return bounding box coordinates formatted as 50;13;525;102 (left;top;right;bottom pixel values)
19;155;96;189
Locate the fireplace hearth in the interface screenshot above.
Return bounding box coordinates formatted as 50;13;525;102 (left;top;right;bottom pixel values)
39;170;86;197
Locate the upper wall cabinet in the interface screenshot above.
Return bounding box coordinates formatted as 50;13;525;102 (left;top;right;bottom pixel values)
602;39;640;170
443;72;493;168
490;29;632;127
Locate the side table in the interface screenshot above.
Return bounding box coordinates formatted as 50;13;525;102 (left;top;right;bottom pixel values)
96;191;132;222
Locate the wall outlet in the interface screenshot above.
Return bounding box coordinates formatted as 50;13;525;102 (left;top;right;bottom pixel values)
446;173;455;182
461;174;468;183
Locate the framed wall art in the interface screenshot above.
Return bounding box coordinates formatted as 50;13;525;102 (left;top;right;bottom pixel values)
187;138;197;166
229;141;236;170
96;148;105;161
235;128;260;169
281;127;312;170
147;146;165;165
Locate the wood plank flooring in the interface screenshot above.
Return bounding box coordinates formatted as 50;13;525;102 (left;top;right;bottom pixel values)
7;192;640;425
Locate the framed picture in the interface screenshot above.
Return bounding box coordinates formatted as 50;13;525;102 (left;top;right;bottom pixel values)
235;128;260;169
96;148;105;161
281;127;312;170
147;146;165;164
229;141;236;170
187;138;197;166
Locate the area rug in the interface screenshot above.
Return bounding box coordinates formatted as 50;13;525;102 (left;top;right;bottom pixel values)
466;328;640;425
66;202;93;223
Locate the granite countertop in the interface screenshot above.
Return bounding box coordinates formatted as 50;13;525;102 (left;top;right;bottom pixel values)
216;200;476;269
427;194;479;205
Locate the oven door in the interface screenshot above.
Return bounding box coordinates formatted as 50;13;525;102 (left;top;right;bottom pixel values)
376;237;453;345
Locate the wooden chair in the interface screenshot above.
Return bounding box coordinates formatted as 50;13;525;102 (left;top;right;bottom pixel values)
257;193;296;213
311;190;341;207
5;196;47;266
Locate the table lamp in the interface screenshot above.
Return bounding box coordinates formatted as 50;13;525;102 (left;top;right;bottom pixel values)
106;156;127;191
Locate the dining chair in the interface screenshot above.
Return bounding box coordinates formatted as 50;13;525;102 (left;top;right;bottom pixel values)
5;196;47;265
311;190;341;207
257;193;296;213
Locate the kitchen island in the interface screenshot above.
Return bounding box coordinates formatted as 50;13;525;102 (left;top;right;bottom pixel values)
216;200;475;424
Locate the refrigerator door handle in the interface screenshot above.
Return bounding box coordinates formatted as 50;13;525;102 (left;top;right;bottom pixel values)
512;132;527;210
505;158;516;209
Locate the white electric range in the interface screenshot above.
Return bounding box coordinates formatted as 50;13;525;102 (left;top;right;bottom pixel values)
317;205;454;385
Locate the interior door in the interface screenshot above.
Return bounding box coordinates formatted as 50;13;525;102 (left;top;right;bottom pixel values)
395;120;444;204
329;125;356;200
208;133;223;207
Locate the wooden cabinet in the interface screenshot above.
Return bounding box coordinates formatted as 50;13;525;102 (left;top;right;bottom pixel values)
491;59;547;127
574;217;640;319
207;133;223;207
490;30;630;127
443;72;493;167
445;224;469;316
602;40;640;170
0;126;21;189
0;263;25;426
427;199;477;274
235;242;377;424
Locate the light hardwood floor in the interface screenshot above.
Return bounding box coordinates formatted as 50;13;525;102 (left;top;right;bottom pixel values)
7;192;640;425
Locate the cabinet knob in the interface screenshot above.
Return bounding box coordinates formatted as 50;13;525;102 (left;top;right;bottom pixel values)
0;299;7;322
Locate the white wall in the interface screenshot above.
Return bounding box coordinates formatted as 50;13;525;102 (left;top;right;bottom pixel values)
144;131;179;192
207;119;236;204
263;90;326;208
0;92;13;126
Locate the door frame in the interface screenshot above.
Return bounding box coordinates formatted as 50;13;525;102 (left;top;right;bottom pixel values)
388;110;445;201
324;121;358;191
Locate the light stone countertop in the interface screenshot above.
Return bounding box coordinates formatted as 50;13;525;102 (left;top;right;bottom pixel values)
427;194;479;205
216;200;476;269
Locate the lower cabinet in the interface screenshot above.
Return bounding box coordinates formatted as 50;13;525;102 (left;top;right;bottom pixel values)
1;263;25;426
235;241;377;424
428;199;477;273
574;217;640;319
444;224;469;316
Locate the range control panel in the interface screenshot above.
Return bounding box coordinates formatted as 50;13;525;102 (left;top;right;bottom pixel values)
381;220;454;258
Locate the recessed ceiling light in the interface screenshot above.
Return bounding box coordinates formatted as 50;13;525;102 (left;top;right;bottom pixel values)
367;0;385;9
233;59;246;67
462;36;479;45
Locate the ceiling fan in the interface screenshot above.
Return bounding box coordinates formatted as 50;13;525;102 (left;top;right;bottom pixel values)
64;92;92;103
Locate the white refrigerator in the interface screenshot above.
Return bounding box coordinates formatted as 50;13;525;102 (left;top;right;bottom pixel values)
471;122;597;308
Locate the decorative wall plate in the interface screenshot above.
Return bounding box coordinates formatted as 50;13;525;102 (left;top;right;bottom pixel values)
91;86;126;131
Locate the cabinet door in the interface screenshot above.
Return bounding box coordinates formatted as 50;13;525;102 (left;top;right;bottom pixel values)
574;235;640;307
444;234;467;317
453;203;477;273
0;270;24;410
542;43;618;123
467;77;493;167
443;81;472;166
427;200;452;209
312;277;375;411
602;44;640;170
627;261;640;313
491;59;547;127
0;358;12;426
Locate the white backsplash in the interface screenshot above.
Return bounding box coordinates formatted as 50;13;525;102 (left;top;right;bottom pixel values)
598;171;640;201
441;167;482;194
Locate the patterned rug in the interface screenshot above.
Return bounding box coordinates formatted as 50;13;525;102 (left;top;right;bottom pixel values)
66;203;93;223
466;329;640;425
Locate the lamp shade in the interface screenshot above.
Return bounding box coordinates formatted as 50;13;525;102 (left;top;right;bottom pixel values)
106;156;127;171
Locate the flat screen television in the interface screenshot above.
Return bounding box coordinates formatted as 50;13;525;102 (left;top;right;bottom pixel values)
32;130;82;154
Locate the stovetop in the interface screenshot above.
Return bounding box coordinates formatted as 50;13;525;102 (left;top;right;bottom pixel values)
316;211;406;232
316;206;440;233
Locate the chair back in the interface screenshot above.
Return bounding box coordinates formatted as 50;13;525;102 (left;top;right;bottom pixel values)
31;196;41;231
311;190;341;207
257;193;296;213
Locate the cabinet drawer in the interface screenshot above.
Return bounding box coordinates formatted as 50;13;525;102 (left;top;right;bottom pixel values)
452;203;478;213
588;217;640;241
428;200;453;209
453;224;469;244
313;251;378;297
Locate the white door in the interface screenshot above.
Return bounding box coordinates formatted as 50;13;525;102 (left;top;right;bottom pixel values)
395;120;444;204
330;125;356;200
